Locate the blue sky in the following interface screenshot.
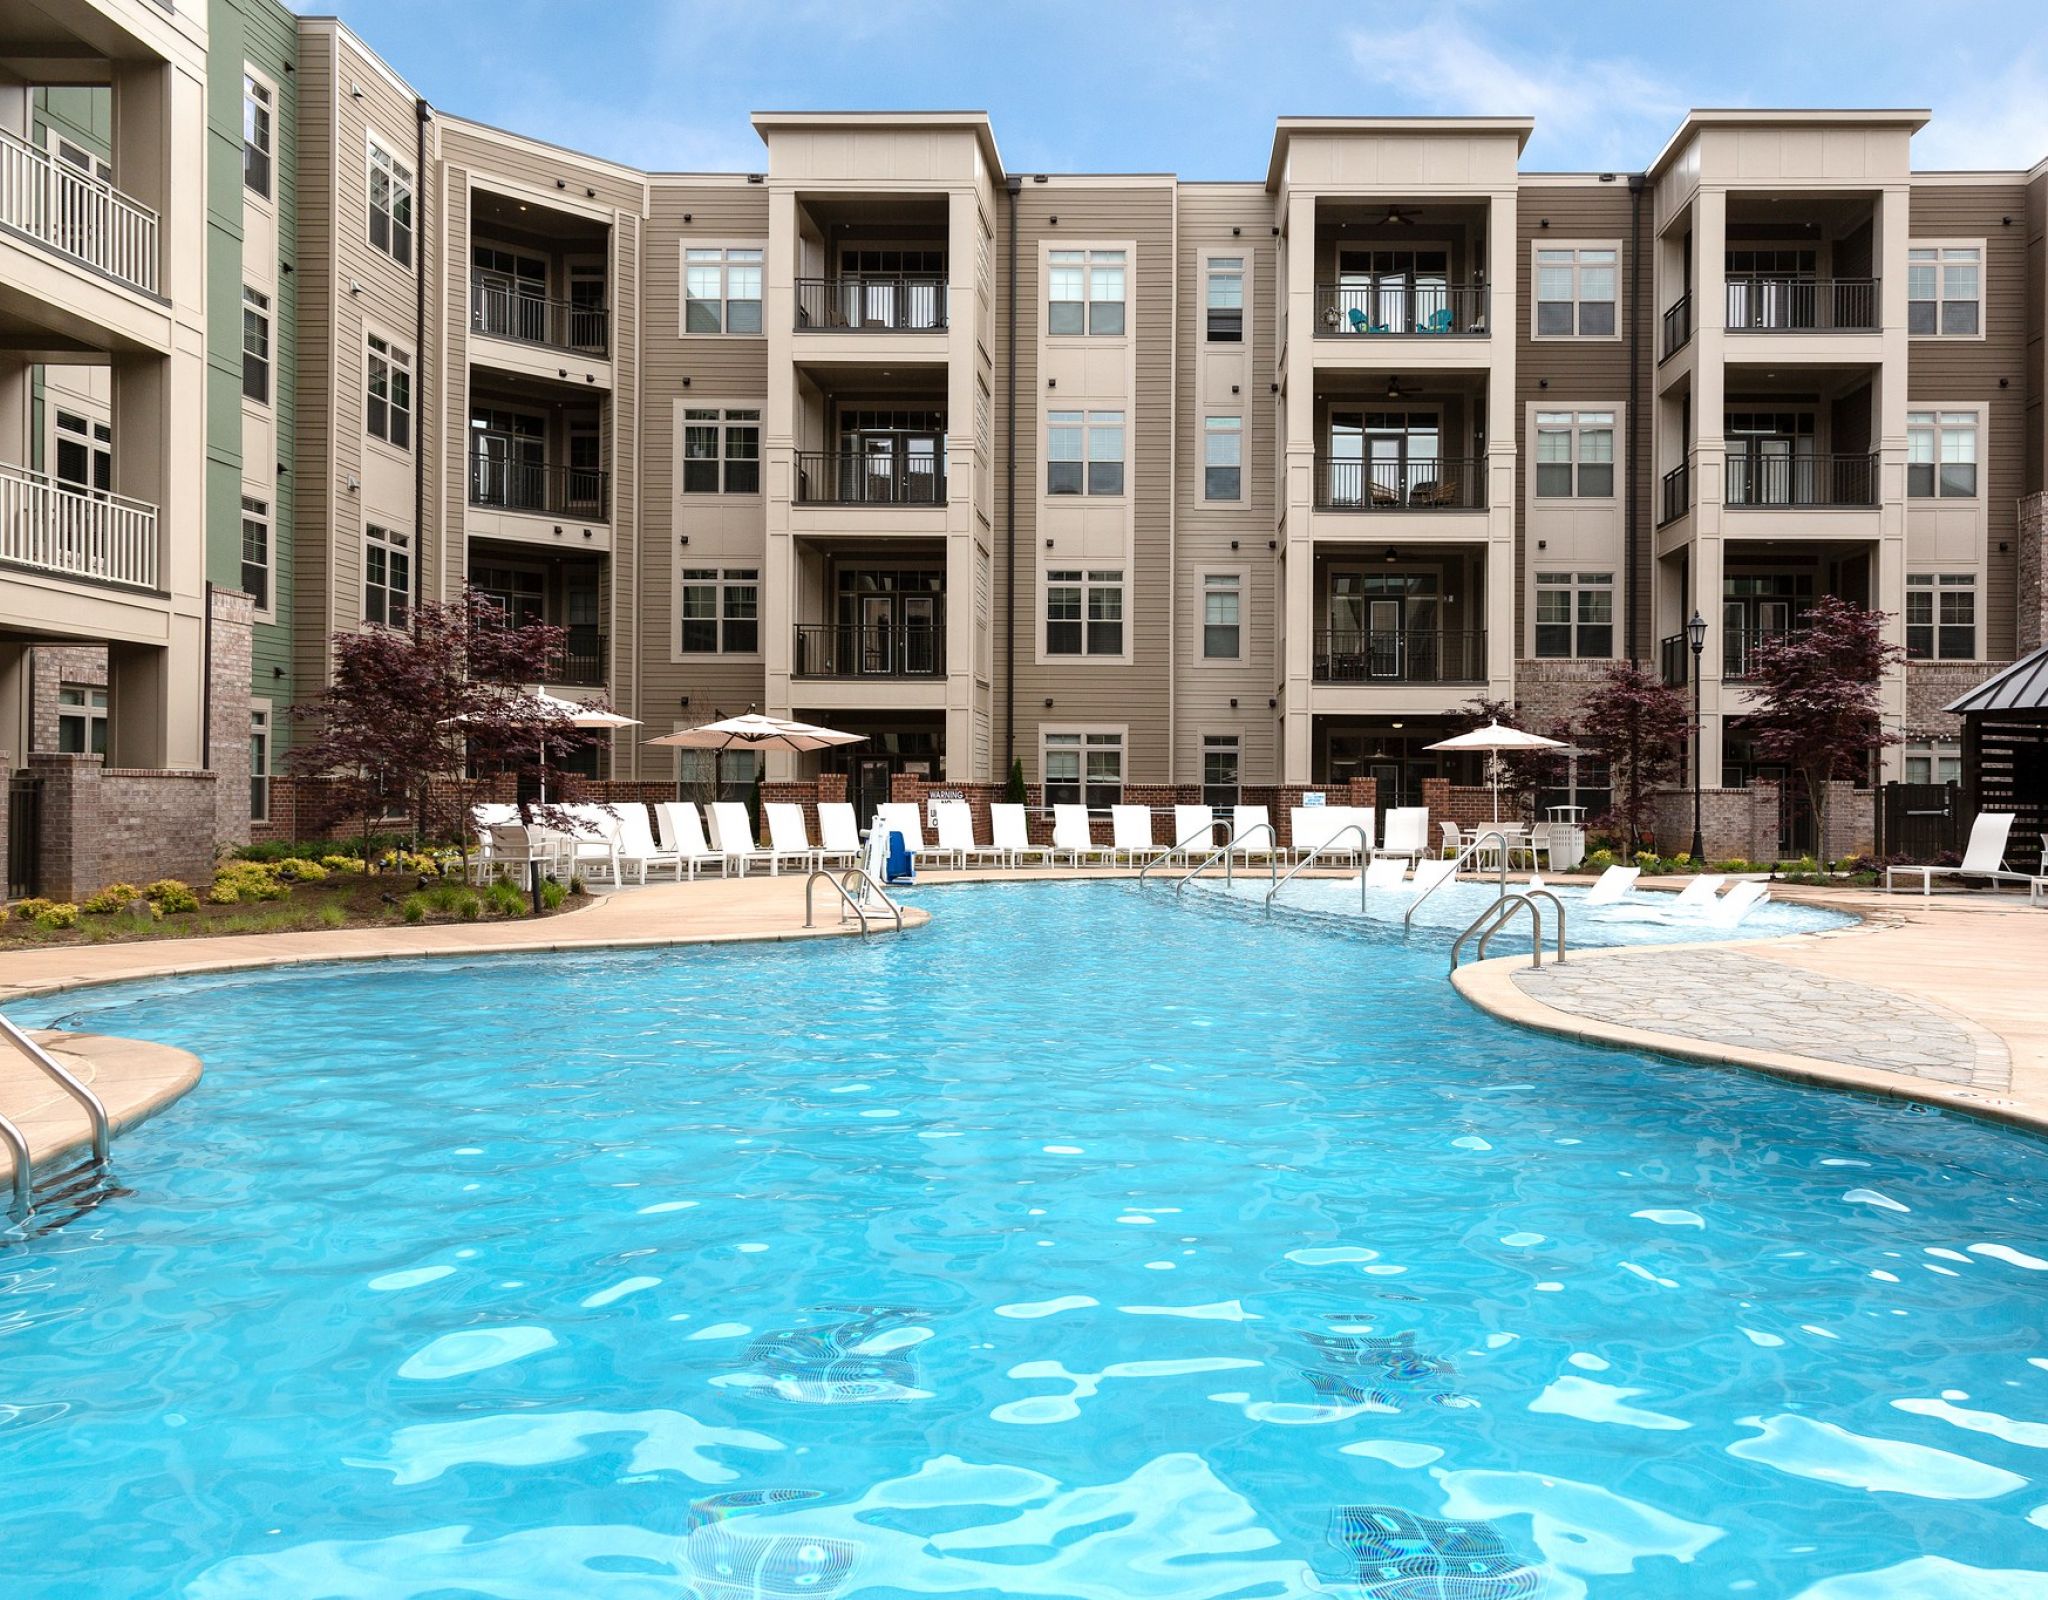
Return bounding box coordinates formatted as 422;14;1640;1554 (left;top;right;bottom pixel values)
300;1;2048;176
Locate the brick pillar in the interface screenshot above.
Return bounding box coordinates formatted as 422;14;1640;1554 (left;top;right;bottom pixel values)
816;772;848;802
0;745;10;895
209;587;256;850
1748;780;1781;863
1421;777;1450;827
29;751;104;901
2020;491;2048;656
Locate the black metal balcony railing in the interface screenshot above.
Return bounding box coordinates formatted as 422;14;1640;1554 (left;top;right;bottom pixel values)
1314;456;1483;511
1725;629;1807;681
1660;632;1689;688
549;628;607;687
1659;459;1691;526
795;451;946;506
1314;281;1489;336
469;459;610;519
1724;277;1879;333
793;624;946;678
794;275;948;332
1660;292;1692;359
1725;452;1878;509
1312;629;1486;684
470;274;610;355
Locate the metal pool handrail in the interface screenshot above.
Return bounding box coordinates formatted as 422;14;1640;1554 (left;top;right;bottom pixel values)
1;1109;30;1221
1173;823;1281;894
1403;828;1512;928
0;1012;109;1169
1265;824;1373;914
1137;823;1230;885
1449;888;1567;972
804;866;903;936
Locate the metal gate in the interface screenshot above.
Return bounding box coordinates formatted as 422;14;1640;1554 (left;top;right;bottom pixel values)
1878;780;1961;863
7;771;40;899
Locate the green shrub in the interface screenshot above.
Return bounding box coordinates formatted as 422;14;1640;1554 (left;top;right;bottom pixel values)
144;879;200;914
401;893;427;924
539;877;567;911
271;857;329;883
1581;848;1617;872
210;861;289;905
569;875;589;897
12;896;59;923
319;855;367;875
485;879;527;918
317;901;348;929
456;892;483;922
80;882;142;915
33;902;79;930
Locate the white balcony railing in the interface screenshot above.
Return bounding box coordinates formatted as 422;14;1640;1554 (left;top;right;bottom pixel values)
0;462;159;590
0;126;160;296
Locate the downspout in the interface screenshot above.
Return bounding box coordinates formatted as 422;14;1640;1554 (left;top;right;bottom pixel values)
201;580;214;768
413;95;430;619
1002;174;1021;772
1625;174;1645;664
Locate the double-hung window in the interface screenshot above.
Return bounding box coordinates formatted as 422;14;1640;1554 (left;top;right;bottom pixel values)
1904;741;1963;786
1535;571;1614;658
250;707;271;823
367;138;413;267
1202;572;1241;659
1534;246;1617;336
679;568;760;653
1205;257;1243;342
54;410;112;496
1048;249;1126;335
1204;415;1242;500
57;685;108;756
1534;410;1615;496
1907;411;1977;497
241;495;271;610
242;286;271;404
1908;246;1980;336
681;408;761;493
366;334;412;450
1906;574;1976;660
1046;411;1124;495
1044;731;1124;807
683;247;763;334
1203;734;1241;809
1046;570;1124;656
243;73;272;199
364;524;410;629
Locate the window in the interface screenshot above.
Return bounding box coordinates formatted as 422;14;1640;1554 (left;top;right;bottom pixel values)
1903;741;1963;787
1043;730;1124;807
367;138;413;267
1908;246;1980;337
1046;570;1124;656
54;410;112;495
1048;248;1125;335
366;334;412;450
1202;734;1241;809
241;495;270;610
1534;571;1614;658
1206;257;1243;342
242;73;272;198
1534;411;1615;497
1202;572;1241;659
1907;411;1978;498
679;568;760;653
1204;415;1242;501
681;408;761;494
56;685;107;756
683;247;763;334
364;524;410;629
1906;574;1976;660
1046;411;1124;496
1534;246;1617;337
242;286;270;404
250;707;270;823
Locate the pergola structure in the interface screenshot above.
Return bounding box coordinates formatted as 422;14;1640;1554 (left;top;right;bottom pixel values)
1947;645;2048;876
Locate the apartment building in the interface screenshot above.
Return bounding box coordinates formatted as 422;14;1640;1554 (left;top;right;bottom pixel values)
7;4;2047;878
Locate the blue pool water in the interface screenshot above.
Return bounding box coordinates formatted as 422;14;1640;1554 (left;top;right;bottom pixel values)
6;883;2048;1598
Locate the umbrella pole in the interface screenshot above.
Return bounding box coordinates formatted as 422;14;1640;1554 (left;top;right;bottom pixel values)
538;734;547;806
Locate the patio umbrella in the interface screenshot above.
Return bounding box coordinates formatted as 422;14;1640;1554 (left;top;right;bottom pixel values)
444;686;641;803
646;712;867;754
1424;720;1566;824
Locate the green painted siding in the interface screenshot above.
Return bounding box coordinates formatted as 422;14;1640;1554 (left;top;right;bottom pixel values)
206;0;300;752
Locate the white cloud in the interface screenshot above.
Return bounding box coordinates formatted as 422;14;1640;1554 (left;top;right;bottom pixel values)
1913;50;2048;168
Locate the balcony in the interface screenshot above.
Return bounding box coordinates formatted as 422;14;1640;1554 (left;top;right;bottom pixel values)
1660;293;1692;360
469;460;610;520
0;462;158;591
1314;281;1488;337
1314;457;1483;512
1724;453;1876;509
0;127;159;298
548;629;607;687
795;276;947;333
1724;278;1878;334
1724;630;1805;682
470;273;608;356
795;451;946;507
1659;459;1691;527
1313;629;1486;684
793;624;946;679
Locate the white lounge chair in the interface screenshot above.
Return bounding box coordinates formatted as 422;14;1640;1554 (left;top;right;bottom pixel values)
615;802;684;882
1111;804;1165;866
1407;857;1458;894
933;800;980;868
1380;807;1431;865
1228;805;1277;862
1701;880;1771;930
764;803;823;875
1171;804;1217;862
1581;865;1641;907
654;801;727;880
1886;812;2032;896
876;802;959;870
707;801;776;876
1052;804;1114;867
1364;856;1408;891
816;804;863;870
1291;806;1374;865
987;804;1052;869
1601;872;1725;923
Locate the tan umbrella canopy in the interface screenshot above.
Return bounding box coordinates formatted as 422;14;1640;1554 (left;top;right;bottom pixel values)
444;686;641;802
1424;720;1566;823
646;712;867;754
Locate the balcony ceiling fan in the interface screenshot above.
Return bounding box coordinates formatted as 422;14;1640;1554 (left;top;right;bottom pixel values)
1380;205;1419;226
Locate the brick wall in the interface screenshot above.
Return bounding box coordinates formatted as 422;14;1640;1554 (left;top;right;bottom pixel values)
1906;661;2005;742
1512;658;1610;734
27;645;108;752
1647;783;1782;863
209;588;255;850
2021;491;2047;656
27;753;218;899
1;744;11;895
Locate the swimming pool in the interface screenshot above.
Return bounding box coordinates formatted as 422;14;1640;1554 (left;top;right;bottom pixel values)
6;883;2047;1598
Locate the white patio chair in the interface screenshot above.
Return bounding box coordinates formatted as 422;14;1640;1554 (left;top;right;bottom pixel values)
1171;804;1217;862
988;804;1052;868
1228;805;1277;862
764;803;822;875
816;803;863;870
485;822;550;887
1522;822;1553;871
470;802;519;882
656;801;726;879
1110;804;1165;866
707;801;776;876
1291;806;1371;866
1052;804;1114;867
932;800;979;869
560;803;631;885
1437;819;1462;860
614;803;683;882
1380;807;1431;865
876;802;959;870
1885;811;2031;895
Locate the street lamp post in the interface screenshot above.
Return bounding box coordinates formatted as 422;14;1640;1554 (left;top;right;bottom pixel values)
1687;610;1708;863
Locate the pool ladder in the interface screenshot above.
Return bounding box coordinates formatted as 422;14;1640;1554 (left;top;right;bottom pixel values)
1450;890;1567;974
0;1011;113;1225
803;866;904;937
